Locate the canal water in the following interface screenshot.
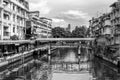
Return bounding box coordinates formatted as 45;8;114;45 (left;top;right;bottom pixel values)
51;48;120;80
4;48;120;80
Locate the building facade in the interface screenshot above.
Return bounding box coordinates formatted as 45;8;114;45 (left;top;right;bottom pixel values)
89;13;112;47
110;0;120;44
89;14;112;38
89;0;120;62
26;11;52;39
66;24;71;32
39;17;52;38
0;0;29;40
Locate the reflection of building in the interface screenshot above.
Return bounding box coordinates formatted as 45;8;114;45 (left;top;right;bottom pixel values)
0;0;29;40
26;11;52;39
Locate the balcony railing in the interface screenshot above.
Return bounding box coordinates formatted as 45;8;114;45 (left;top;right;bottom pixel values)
114;26;120;35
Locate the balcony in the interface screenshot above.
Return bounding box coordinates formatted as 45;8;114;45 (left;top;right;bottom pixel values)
0;3;3;9
103;27;112;35
114;36;120;44
114;26;120;36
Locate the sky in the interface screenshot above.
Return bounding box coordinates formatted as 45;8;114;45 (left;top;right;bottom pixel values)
29;0;117;29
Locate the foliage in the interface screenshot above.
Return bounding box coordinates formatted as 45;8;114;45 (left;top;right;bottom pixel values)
72;26;87;38
10;35;19;40
52;26;88;38
52;27;68;38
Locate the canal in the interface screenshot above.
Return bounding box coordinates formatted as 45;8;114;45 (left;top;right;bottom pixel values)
50;48;120;80
4;47;120;80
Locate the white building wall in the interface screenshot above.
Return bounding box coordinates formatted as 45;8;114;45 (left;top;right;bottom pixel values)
0;0;29;40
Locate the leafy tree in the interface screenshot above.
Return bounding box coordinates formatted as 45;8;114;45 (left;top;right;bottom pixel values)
52;27;66;38
64;31;72;38
72;26;87;38
52;26;88;38
10;35;19;40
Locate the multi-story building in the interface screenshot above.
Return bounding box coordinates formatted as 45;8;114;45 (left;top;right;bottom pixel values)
0;0;29;40
89;13;112;46
66;24;71;32
39;17;52;38
26;11;52;39
89;17;101;38
110;0;120;44
89;14;112;38
89;0;120;63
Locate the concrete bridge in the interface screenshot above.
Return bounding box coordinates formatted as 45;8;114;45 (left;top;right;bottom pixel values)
0;38;95;44
36;38;95;42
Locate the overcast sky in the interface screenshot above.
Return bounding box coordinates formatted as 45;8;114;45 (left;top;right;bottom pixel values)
29;0;117;29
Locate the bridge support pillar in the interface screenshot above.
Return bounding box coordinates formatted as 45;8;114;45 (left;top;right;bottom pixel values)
78;41;81;71
78;45;81;55
78;56;81;71
37;50;40;59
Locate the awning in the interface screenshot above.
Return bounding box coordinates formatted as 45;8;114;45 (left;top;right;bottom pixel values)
12;68;19;72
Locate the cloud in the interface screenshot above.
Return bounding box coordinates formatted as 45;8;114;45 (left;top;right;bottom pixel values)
29;0;116;28
62;10;91;21
29;0;51;15
52;18;65;23
52;10;90;27
52;18;68;28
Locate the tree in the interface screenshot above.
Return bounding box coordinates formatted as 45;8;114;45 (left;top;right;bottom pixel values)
64;30;71;38
52;27;67;38
10;35;19;40
72;26;87;38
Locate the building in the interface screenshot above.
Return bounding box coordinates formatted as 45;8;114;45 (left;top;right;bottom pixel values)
39;17;52;38
110;0;120;44
0;0;29;40
66;24;71;32
89;17;101;38
89;0;120;63
26;11;52;39
89;13;112;47
89;14;112;38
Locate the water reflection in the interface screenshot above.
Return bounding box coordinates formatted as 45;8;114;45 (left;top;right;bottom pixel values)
51;48;120;80
92;57;120;80
4;47;120;80
51;48;90;73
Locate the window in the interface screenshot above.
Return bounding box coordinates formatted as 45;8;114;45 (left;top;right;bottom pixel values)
3;26;9;36
4;14;10;20
13;15;15;22
13;5;15;11
13;26;15;33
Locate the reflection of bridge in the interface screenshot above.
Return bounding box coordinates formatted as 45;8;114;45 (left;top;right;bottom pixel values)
51;45;91;49
51;61;90;73
51;45;78;48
